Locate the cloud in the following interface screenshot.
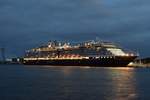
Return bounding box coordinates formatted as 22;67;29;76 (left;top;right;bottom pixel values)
0;0;150;57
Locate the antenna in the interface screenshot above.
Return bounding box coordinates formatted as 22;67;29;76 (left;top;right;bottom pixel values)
96;37;100;41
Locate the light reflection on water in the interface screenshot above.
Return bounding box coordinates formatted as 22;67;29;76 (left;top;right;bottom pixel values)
0;65;141;100
107;67;138;100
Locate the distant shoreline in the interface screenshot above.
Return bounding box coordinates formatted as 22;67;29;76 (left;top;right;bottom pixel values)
0;61;21;65
128;63;150;68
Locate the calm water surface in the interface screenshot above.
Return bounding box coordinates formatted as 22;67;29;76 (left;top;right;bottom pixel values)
0;65;150;100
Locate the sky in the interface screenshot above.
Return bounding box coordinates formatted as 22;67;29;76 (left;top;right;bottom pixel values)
0;0;150;58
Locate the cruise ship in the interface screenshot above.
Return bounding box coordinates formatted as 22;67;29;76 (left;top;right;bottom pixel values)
23;40;138;67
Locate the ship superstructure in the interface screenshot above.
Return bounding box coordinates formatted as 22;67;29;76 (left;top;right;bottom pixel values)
23;40;138;66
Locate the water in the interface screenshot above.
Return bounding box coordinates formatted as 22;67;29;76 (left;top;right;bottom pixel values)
0;65;150;100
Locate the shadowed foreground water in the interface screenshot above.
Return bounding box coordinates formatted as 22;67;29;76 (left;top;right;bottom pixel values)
0;65;150;100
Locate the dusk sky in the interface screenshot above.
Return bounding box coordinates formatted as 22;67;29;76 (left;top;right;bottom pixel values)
0;0;150;57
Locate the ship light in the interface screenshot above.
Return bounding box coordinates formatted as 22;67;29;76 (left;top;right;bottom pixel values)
96;57;99;59
48;45;51;48
125;54;129;56
84;57;89;59
120;54;125;56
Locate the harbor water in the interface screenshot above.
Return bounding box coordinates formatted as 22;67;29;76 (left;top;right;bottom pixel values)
0;65;150;100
